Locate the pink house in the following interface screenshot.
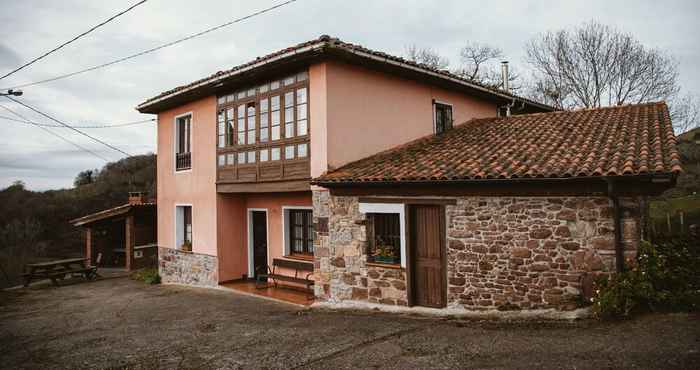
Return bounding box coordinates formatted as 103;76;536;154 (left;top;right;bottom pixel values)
137;36;679;312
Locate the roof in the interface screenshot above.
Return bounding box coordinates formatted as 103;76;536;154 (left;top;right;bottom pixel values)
70;202;156;227
312;102;682;185
136;35;554;114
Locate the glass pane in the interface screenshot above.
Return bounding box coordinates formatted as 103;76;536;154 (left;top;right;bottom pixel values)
218;96;226;105
260;99;268;113
260;113;269;128
227;108;234;119
218;121;225;133
247;105;255;118
260;149;268;162
238;132;245;145
218;154;225;166
237;118;245;132
296;88;307;104
271;95;280;109
218;111;224;122
260;129;268;142
259;84;269;93
271;147;280;160
247;130;255;144
237;91;246;100
237;105;245;118
297;71;308;81
297;143;308;158
226;94;235;102
297;104;307;120
247;151;256;163
218;136;224;148
227;153;234;165
247;88;256;97
237;152;246;164
271;125;280;141
297;120;307;136
271;110;280;126
285;107;294;123
284;92;294;108
284;76;295;86
285;123;294;138
270;81;280;90
248;116;256;129
285;145;295;159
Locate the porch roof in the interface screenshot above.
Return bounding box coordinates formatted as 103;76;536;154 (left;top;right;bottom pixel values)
70;202;155;227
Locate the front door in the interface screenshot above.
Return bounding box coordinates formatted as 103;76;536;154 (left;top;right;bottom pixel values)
410;205;446;308
252;211;267;279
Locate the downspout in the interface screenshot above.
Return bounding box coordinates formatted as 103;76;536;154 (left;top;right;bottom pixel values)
606;178;625;273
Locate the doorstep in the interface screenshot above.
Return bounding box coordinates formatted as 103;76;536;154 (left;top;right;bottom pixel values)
220;279;314;307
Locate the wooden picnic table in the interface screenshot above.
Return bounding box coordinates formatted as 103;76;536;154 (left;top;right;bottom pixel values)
23;258;98;287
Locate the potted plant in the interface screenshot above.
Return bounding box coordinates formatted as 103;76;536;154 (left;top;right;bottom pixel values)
372;238;399;264
180;240;192;252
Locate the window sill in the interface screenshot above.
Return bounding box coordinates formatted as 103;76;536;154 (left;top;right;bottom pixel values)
284;254;313;261
367;261;403;270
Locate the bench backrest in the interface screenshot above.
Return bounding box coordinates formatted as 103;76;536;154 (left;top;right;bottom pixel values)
272;258;313;271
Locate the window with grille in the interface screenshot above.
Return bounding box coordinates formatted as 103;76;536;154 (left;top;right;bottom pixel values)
367;213;401;265
175;115;191;171
434;102;453;135
288;209;313;255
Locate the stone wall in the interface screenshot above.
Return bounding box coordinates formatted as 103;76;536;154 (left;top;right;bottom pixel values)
446;197;640;311
314;191;641;312
159;247;218;287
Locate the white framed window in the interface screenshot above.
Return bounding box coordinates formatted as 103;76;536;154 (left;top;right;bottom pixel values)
175;205;193;250
358;203;406;268
282;206;314;256
174;113;192;171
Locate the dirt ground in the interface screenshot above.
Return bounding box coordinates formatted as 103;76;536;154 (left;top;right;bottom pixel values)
1;276;698;369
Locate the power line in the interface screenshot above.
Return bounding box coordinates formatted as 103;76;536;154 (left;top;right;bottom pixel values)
2;0;299;90
0;104;110;162
4;96;131;157
0;114;155;128
0;1;148;81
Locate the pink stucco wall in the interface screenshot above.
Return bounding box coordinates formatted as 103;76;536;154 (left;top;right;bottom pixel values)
156;96;218;257
309;60;498;178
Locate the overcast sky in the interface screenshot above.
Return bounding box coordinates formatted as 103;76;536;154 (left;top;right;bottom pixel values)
1;0;699;191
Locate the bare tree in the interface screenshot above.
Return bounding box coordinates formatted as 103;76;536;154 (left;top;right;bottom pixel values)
453;42;520;90
404;45;450;70
669;93;700;133
525;22;680;109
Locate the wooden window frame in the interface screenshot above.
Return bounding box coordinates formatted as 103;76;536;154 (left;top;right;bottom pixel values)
174;113;192;172
287;209;313;256
367;213;402;266
433;101;453;135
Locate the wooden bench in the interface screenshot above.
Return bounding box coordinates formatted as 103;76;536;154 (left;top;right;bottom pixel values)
257;258;314;291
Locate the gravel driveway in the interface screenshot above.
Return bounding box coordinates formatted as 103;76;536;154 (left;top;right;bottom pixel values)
1;276;698;369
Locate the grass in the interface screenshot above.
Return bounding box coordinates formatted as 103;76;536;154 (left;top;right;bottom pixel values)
130;268;161;284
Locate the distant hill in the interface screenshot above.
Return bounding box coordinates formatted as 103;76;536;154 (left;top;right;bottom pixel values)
0;154;155;287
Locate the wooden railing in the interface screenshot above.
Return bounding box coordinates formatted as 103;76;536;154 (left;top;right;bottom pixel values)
176;152;191;171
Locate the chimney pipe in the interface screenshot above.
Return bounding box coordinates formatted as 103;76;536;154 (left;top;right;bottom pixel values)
501;61;509;92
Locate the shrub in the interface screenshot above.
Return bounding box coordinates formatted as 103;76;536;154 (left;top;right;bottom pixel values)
131;268;161;285
593;237;700;318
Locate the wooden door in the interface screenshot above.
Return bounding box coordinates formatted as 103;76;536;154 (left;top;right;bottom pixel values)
410;205;446;308
252;211;267;279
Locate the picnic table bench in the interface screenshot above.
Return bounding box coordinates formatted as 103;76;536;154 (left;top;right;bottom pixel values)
22;258;98;287
256;258;314;291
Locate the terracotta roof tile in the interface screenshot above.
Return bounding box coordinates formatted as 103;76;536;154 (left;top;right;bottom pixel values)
137;35;553;112
313;102;681;184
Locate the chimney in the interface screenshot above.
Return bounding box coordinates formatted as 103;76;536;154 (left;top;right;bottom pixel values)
128;191;146;205
501;61;510;92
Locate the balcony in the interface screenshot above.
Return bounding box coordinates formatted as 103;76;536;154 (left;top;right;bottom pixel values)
176;152;191;171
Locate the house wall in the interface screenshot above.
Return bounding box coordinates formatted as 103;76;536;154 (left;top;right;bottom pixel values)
216;192;312;282
156;96;219;285
309;60;499;178
313;190;641;312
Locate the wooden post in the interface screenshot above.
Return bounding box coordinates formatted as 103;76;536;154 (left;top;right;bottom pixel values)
85;228;92;264
125;215;135;271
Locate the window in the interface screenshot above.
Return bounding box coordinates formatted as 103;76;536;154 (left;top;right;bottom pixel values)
367;213;401;265
259;98;269;142
284;91;294;138
237;104;245;145
247;151;256;163
227;153;235;165
226;108;234;145
271;147;281;161
288;209;313;255
285;145;295;160
271;95;281;141
176;205;193;250
217;110;225;148
247;103;256;144
175;114;191;171
218;154;225;166
259;149;269;162
434;102;453;134
297;143;308;158
296;88;308;136
237;152;246;164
